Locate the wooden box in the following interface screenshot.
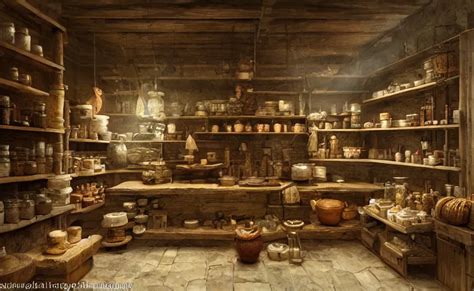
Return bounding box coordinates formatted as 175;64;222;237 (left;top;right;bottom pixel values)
380;242;407;277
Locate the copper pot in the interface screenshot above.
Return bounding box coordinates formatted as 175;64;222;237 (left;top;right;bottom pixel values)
310;199;345;226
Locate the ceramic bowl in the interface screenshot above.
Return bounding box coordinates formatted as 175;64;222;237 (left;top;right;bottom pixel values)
102;212;128;228
135;214;149;224
184;219;199;229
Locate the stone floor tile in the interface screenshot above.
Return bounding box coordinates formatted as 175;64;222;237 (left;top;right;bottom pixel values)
160;247;178;265
186;279;207;291
354;268;382;290
327;269;364;291
234;261;268;283
369;266;400;281
265;265;295;291
234;282;272;291
377;277;413;291
302;259;334;272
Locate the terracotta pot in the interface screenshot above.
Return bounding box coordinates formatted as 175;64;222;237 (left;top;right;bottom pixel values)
235;226;263;264
310;199;345;226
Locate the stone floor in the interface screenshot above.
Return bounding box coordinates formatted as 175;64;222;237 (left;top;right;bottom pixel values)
81;240;445;291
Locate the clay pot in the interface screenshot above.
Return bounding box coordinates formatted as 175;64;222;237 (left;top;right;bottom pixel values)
310;199;345;226
235;226;263;264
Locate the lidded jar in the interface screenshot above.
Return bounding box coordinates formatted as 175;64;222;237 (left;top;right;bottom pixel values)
35;193;52;215
0;22;15;44
14;27;30;51
4;199;20;224
20;195;35;220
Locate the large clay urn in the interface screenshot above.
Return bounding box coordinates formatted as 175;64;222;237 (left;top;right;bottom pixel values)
310;199;345;226
235;226;263;264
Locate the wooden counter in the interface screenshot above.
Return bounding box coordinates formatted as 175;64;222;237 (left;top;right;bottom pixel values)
106;181;294;196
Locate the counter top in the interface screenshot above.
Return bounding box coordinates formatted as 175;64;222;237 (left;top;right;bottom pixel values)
106;181;294;195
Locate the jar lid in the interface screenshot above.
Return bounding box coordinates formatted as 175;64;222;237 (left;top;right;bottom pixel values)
16;27;28;34
4;199;20;207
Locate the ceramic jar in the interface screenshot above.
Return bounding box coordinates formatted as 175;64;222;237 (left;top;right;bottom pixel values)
211;125;219;133
234;121;244;133
394;177;409;207
0;157;10;178
0;22;15;44
4;199;20;224
273;123;282;133
167;123;176;134
19;73;32;86
310;199;345;226
20;198;35;220
9;67;19;81
35;194;52;215
67;226;82;244
244;123;252;132
235;226;263;264
293;123;303;133
31;45;43;57
14;27;30;51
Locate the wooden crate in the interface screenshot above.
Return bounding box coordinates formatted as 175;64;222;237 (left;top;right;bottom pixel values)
380;242;407;277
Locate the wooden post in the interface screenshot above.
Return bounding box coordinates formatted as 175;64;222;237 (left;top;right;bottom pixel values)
459;30;474;195
47;30;65;130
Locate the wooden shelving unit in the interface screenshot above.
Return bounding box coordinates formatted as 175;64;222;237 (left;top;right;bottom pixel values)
0;41;65;71
310;158;461;172
315;124;459;132
0;205;75;234
363;206;433;234
0;125;64;134
0;77;49;97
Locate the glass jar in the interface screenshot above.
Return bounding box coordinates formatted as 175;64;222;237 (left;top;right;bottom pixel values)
0;157;10;178
0;22;15;44
20;198;35;220
24;161;37;175
14;27;31;51
384;182;396;201
35;194;52;215
394;177;409;208
4;199;20;224
0;107;10;125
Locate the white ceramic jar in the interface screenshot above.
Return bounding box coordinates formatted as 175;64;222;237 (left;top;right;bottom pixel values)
0;22;15;44
14;27;31;51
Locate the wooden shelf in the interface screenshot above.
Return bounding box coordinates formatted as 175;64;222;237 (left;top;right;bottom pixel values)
246;90;301;95
363;206;433;234
165;116;207;120
194;132;308;136
310;158;461;172
0;41;64;71
362;77;461;105
136;220;360;241
311;90;368;95
122;140;186;144
70;138;110;144
0;174;53;185
306;74;367;79
209;115;306;120
368;33;460;77
315;124;460;133
107;181;293;196
297;182;384;193
4;0;66;32
0;125;64;134
72;169;142;178
0;205;75;234
0;77;49;97
103;113;136;117
70;202;105;215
